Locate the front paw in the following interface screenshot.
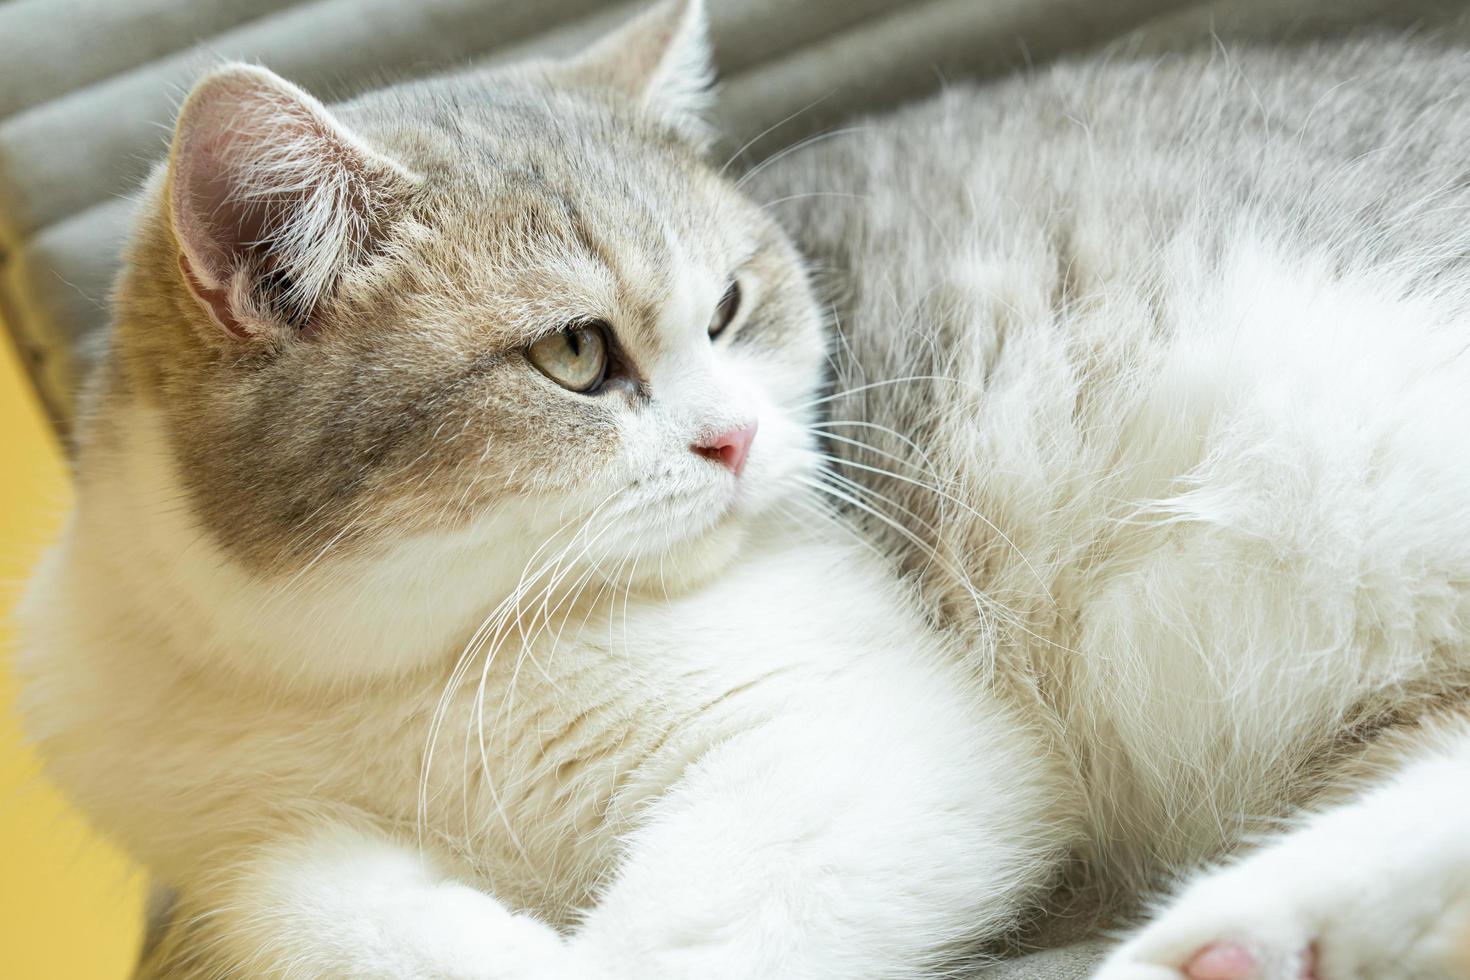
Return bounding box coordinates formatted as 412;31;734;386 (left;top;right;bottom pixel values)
483;910;568;976
1093;817;1470;980
1092;885;1323;980
402;885;571;980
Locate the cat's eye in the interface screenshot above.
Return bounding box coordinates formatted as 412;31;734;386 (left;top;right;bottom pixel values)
527;321;610;393
708;280;742;340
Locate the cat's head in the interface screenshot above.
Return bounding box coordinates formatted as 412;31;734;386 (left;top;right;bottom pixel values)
97;0;826;680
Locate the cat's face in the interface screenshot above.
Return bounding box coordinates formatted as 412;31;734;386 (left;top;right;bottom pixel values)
114;1;824;617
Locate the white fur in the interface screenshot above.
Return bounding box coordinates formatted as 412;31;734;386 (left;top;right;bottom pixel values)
21;401;1068;975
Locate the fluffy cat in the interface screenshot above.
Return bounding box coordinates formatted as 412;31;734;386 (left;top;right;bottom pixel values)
19;3;1060;978
15;3;1470;980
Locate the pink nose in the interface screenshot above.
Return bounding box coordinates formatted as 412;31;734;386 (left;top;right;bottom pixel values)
692;422;757;477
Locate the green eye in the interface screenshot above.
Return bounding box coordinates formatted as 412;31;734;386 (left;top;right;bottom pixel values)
527;321;610;393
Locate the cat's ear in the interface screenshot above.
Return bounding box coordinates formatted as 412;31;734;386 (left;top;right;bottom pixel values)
166;63;415;341
562;0;715;144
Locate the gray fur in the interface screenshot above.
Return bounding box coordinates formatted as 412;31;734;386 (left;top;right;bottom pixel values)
751;32;1470;882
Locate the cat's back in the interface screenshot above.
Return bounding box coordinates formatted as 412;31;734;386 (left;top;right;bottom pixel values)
760;35;1470;304
755;34;1470;877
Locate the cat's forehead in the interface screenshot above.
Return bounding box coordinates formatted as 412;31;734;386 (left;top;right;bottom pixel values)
397;141;747;353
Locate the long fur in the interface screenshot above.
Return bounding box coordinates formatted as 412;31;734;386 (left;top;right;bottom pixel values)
753;33;1470;977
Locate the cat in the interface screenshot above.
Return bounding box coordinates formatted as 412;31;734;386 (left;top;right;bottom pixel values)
17;3;1063;978
14;2;1470;980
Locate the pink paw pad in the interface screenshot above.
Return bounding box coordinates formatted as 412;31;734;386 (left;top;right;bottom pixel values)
1184;943;1257;980
1181;942;1321;980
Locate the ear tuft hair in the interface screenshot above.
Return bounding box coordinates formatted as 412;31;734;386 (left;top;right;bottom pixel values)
167;63;415;340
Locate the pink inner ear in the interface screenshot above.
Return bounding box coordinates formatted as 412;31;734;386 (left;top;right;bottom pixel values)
167;65;408;341
169;80;286;339
173;124;275;283
177;251;249;339
170;80;317;342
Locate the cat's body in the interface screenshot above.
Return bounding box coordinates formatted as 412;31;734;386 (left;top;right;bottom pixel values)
752;35;1470;887
16;3;1470;978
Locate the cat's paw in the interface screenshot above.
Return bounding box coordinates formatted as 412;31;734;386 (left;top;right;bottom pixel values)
483;910;569;974
1091;873;1329;980
1094;861;1470;980
1092;768;1470;980
400;883;571;980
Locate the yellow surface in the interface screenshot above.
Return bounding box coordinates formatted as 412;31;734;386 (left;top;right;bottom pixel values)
0;337;144;977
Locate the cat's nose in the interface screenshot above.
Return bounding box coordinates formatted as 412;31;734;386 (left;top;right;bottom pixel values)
691;422;758;477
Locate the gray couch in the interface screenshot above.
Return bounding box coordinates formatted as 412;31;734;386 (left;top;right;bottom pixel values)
4;1;1465;976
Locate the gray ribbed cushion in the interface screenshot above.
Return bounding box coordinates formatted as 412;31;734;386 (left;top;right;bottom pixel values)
984;943;1110;980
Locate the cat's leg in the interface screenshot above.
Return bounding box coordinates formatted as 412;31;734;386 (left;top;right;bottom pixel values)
1094;712;1470;980
152;820;565;979
565;665;1075;980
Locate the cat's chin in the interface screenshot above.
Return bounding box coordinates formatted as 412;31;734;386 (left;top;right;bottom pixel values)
624;516;751;597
